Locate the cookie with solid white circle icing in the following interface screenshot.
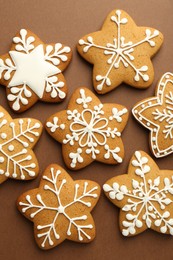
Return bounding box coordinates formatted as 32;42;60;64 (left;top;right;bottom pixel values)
17;164;100;249
0;29;72;112
132;72;173;158
0;106;42;184
45;87;129;170
77;9;163;94
103;151;173;237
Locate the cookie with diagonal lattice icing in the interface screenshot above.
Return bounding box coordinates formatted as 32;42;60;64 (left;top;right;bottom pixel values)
103;151;173;237
0;106;42;184
77;9;163;94
0;29;72;112
17;164;101;249
132;72;173;158
45;87;128;170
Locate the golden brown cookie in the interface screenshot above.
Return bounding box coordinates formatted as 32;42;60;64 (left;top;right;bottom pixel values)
0;106;42;184
45;87;128;170
17;164;101;249
103;151;173;237
0;29;72;112
132;72;173;158
77;9;163;94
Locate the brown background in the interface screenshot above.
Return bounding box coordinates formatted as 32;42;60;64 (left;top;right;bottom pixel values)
0;0;172;259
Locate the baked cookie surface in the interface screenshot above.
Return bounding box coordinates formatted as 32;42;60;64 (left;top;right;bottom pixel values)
133;72;173;158
17;164;101;249
45;87;128;170
0;29;72;112
103;151;173;237
0;106;42;184
77;9;163;94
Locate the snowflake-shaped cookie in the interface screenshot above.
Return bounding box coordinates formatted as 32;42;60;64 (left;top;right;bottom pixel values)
0;29;72;112
0;106;42;184
45;88;128;170
17;164;100;249
103;151;173;236
133;72;173;158
77;9;163;94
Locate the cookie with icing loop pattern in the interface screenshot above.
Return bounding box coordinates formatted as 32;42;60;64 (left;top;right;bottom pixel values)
77;9;163;94
0;106;42;184
0;29;72;112
132;72;173;158
45;87;128;170
17;164;100;249
103;151;173;237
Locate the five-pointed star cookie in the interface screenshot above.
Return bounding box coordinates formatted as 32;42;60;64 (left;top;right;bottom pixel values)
0;106;42;184
45;88;129;170
132;72;173;158
77;9;163;94
17;164;100;249
0;29;72;112
103;151;173;237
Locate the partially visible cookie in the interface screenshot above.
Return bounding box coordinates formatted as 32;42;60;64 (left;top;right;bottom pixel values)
103;151;173;237
132;72;173;158
17;164;101;249
0;106;42;184
0;29;72;112
77;9;163;94
45;87;128;170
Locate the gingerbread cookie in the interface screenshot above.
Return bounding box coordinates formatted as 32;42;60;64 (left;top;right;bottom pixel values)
0;106;42;184
77;9;163;94
103;151;173;237
17;164;100;249
133;72;173;158
45;87;128;170
0;29;72;112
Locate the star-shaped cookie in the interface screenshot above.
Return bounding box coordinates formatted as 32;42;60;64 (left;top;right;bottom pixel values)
132;72;173;158
77;9;163;94
45;88;128;170
0;106;42;184
103;151;173;237
17;164;100;249
0;29;72;112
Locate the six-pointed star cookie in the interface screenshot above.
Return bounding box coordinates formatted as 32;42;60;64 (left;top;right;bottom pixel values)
132;72;173;158
77;9;163;94
103;151;173;237
45;88;129;170
0;106;42;184
0;29;72;112
17;164;100;249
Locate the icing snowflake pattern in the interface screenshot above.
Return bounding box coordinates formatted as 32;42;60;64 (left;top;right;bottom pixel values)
0;29;72;112
103;151;173;236
18;165;100;249
133;72;173;158
0;106;42;184
46;88;128;169
78;9;163;93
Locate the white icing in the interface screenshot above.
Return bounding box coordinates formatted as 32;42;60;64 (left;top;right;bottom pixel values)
132;72;173;158
46;89;127;168
79;10;160;90
103;151;173;236
9;45;59;98
19;167;98;247
0;29;70;111
0;110;41;179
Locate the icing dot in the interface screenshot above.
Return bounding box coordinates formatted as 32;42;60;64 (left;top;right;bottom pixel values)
153;128;157;132
1;133;7;139
8;145;14;151
0;156;4;163
0;169;4;175
166;75;170;79
139;117;142;121
141;104;145;108
12;173;17;178
0;112;4;118
147;122;150;126
5;172;10;177
148;102;152;105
